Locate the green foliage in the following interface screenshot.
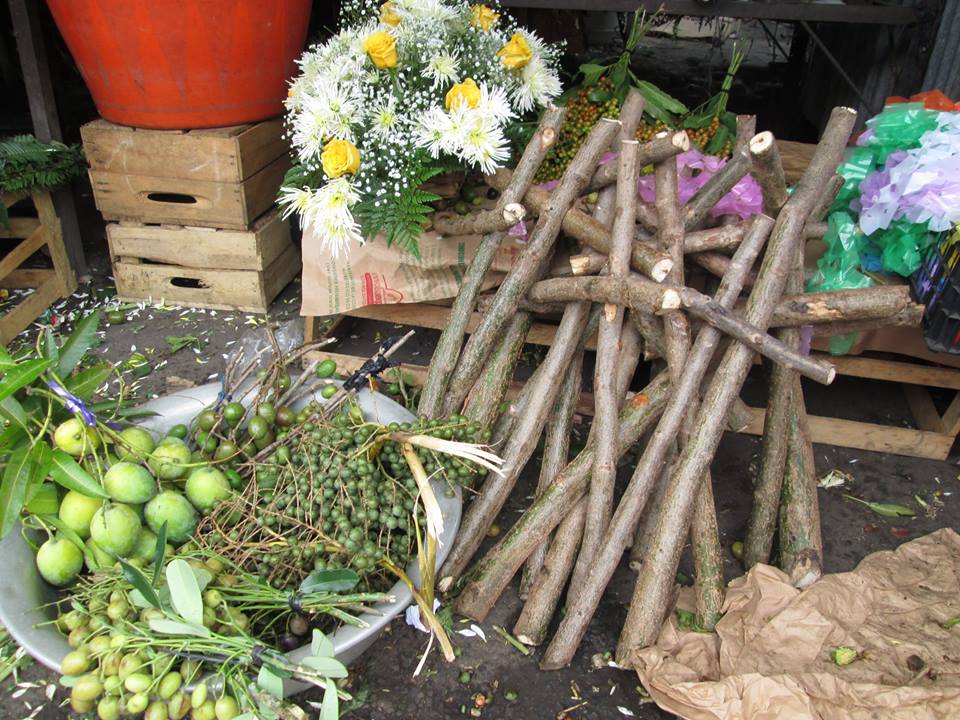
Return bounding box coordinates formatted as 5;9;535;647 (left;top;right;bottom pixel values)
354;161;443;259
0;135;85;225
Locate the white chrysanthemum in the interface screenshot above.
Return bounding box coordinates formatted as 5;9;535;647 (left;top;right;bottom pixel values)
288;178;363;259
369;96;399;140
426;51;460;90
476;84;515;124
414;107;456;158
394;0;458;24
291;82;357;161
513;57;562;113
459;113;510;175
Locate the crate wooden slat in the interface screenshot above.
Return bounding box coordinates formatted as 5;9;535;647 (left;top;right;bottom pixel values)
0;190;77;345
89;154;289;230
81;118;288;183
107;211;291;272
304;303;960;460
108;211;300;313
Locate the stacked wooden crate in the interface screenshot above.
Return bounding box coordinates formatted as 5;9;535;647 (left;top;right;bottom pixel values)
81;119;300;312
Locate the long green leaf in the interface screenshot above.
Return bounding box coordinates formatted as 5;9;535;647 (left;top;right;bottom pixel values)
166;558;203;625
0;346;15;371
0;396;29;432
119;559;162;609
311;629;334;658
152;521;167;587
25;481;58;515
0;359;52;403
42;328;60;365
578;62;607;86
257;667;285;699
300;568;359;594
65;364;112;401
56;311;101;377
300;656;347;678
320;685;338;720
49;450;108;498
0;443;40;536
148;618;211;638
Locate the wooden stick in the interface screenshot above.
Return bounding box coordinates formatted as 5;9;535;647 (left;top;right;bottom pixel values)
444;119;621;412
617;107;857;662
734;115;757;155
419;232;504;417
461;312;532;429
678;287;836;385
432;105;566;236
527;275;680;313
684;146;752;230
514;498;586;646
587;130;690;192
809;174;843;222
680;223;746;254
485;169;673;282
691;471;724;630
631;308;667;361
750;131;789;213
573;141;641;589
452;371;672;617
691;251;758;287
809;306;924;335
441;299;594;583
767;285;919;326
778;375;823;588
519;347;583;598
569;248;607;276
536;214;776;669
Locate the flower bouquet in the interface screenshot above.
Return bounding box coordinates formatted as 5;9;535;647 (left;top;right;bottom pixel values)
279;0;563;258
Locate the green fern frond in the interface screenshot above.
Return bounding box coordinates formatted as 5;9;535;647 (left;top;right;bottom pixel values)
0;135;86;195
355;163;444;259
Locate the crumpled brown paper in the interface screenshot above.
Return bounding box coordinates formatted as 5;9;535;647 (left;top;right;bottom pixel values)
632;528;960;720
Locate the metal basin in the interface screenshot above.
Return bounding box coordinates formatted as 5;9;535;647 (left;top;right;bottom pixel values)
0;382;461;690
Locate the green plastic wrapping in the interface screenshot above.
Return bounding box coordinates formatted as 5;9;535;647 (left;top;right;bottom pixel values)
859;102;939;165
807;211;874;293
876;218;937;277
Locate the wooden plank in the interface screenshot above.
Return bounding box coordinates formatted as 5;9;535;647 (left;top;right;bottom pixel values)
0;217;40;239
341;302;598;350
114;261;271;313
90;154;288;229
33;190;76;296
81;118;286;182
0;276;62;345
941;394;960;437
235;119;290;181
8;0;61;142
777;140;817;184
261;243;301;306
0;227;49;282
0;268;54;289
737;405;953;460
105;211;290;271
902;385;946;433
827;354;960;390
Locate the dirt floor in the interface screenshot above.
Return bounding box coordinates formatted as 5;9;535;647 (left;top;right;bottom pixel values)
1;226;958;720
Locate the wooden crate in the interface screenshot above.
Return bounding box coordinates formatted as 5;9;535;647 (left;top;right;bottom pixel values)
108;210;300;313
82;118;290;230
0;190;77;345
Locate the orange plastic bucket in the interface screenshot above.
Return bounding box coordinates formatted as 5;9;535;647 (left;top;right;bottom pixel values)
47;0;312;129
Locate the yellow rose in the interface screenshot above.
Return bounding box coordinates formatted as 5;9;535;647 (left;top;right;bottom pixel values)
470;4;499;31
497;32;533;70
362;30;398;70
321;139;361;178
445;78;481;110
380;1;400;27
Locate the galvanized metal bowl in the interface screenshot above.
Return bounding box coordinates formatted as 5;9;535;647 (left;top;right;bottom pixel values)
0;382;462;690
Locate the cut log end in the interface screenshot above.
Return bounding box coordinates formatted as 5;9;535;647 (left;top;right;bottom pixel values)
438;576;454;593
503;202;526;225
651;258;673;283
661;288;681;311
673;131;691;152
749;131;775;155
825;367;837;385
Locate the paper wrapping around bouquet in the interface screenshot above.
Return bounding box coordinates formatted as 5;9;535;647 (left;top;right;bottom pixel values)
300;225;525;317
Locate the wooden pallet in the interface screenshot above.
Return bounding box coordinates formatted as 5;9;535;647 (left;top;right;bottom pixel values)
108;210;299;313
0;190;77;345
304;303;960;460
82;118;290;230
